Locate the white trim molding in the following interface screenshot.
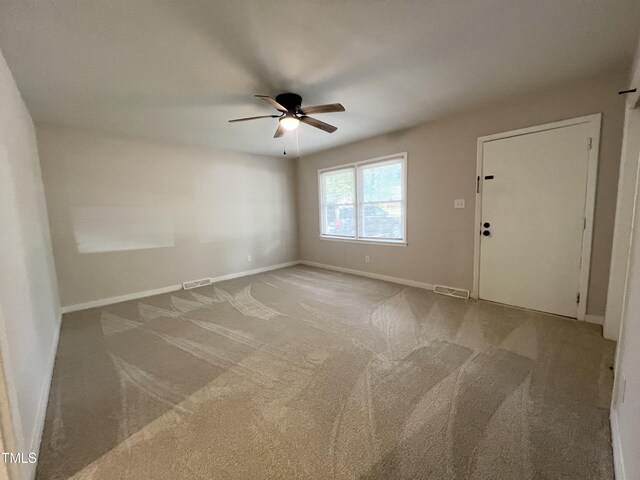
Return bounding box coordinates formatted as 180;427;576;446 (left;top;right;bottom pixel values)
584;314;604;325
318;236;407;247
472;113;602;321
60;284;183;314
300;260;467;295
60;261;300;314
610;410;627;480
604;105;640;340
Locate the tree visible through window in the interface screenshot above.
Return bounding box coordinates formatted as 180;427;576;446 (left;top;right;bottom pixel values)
319;154;406;243
320;168;355;237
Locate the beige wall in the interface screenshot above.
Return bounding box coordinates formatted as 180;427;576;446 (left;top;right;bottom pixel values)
297;69;627;316
0;50;60;480
37;125;298;308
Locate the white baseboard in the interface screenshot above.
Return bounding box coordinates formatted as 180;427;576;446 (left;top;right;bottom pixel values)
60;284;183;314
205;261;300;285
60;261;301;314
610;409;626;480
299;260;466;293
585;314;604;325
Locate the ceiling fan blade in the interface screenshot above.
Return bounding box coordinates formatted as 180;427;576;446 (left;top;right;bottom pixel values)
255;95;288;112
298;103;345;115
274;122;285;138
299;116;337;133
228;115;279;123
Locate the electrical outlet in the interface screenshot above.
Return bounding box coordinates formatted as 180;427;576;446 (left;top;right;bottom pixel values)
247;255;252;263
365;255;370;263
454;199;465;209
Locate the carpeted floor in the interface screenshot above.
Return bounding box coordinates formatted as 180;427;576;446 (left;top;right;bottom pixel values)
37;265;615;479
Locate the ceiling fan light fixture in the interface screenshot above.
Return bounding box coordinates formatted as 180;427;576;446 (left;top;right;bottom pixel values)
229;94;343;137
280;115;300;131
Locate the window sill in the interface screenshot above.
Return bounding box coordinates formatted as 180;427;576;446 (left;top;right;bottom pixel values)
319;236;407;247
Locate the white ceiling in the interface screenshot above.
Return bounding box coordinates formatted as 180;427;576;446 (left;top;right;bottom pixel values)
0;0;639;157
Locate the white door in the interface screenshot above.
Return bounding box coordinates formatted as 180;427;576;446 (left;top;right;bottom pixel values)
478;123;592;317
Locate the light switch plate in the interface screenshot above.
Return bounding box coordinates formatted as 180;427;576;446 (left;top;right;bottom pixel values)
454;199;465;209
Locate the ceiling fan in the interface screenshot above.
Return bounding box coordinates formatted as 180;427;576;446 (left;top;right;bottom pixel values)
229;93;345;138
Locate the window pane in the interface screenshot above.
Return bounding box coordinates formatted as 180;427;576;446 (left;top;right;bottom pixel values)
322;168;355;204
360;201;403;239
321;168;355;237
359;160;404;240
361;161;402;202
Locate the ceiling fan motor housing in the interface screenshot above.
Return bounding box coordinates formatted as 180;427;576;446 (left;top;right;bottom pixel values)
275;93;303;113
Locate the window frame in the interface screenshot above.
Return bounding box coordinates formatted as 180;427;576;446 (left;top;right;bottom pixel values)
318;152;407;246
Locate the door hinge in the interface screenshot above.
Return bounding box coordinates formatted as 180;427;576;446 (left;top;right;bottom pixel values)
583;217;586;230
576;292;581;304
587;137;592;150
476;176;480;193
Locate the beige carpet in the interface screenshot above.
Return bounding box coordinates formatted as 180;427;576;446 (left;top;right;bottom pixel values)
37;265;615;479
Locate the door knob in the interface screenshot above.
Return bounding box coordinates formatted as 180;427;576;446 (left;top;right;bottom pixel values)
482;230;491;237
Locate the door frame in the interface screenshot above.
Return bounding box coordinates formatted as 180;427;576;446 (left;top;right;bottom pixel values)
472;113;602;320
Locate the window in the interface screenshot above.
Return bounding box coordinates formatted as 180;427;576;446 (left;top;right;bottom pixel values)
319;153;406;244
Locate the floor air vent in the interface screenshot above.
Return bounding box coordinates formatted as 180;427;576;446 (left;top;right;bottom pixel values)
182;278;212;290
433;285;470;299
